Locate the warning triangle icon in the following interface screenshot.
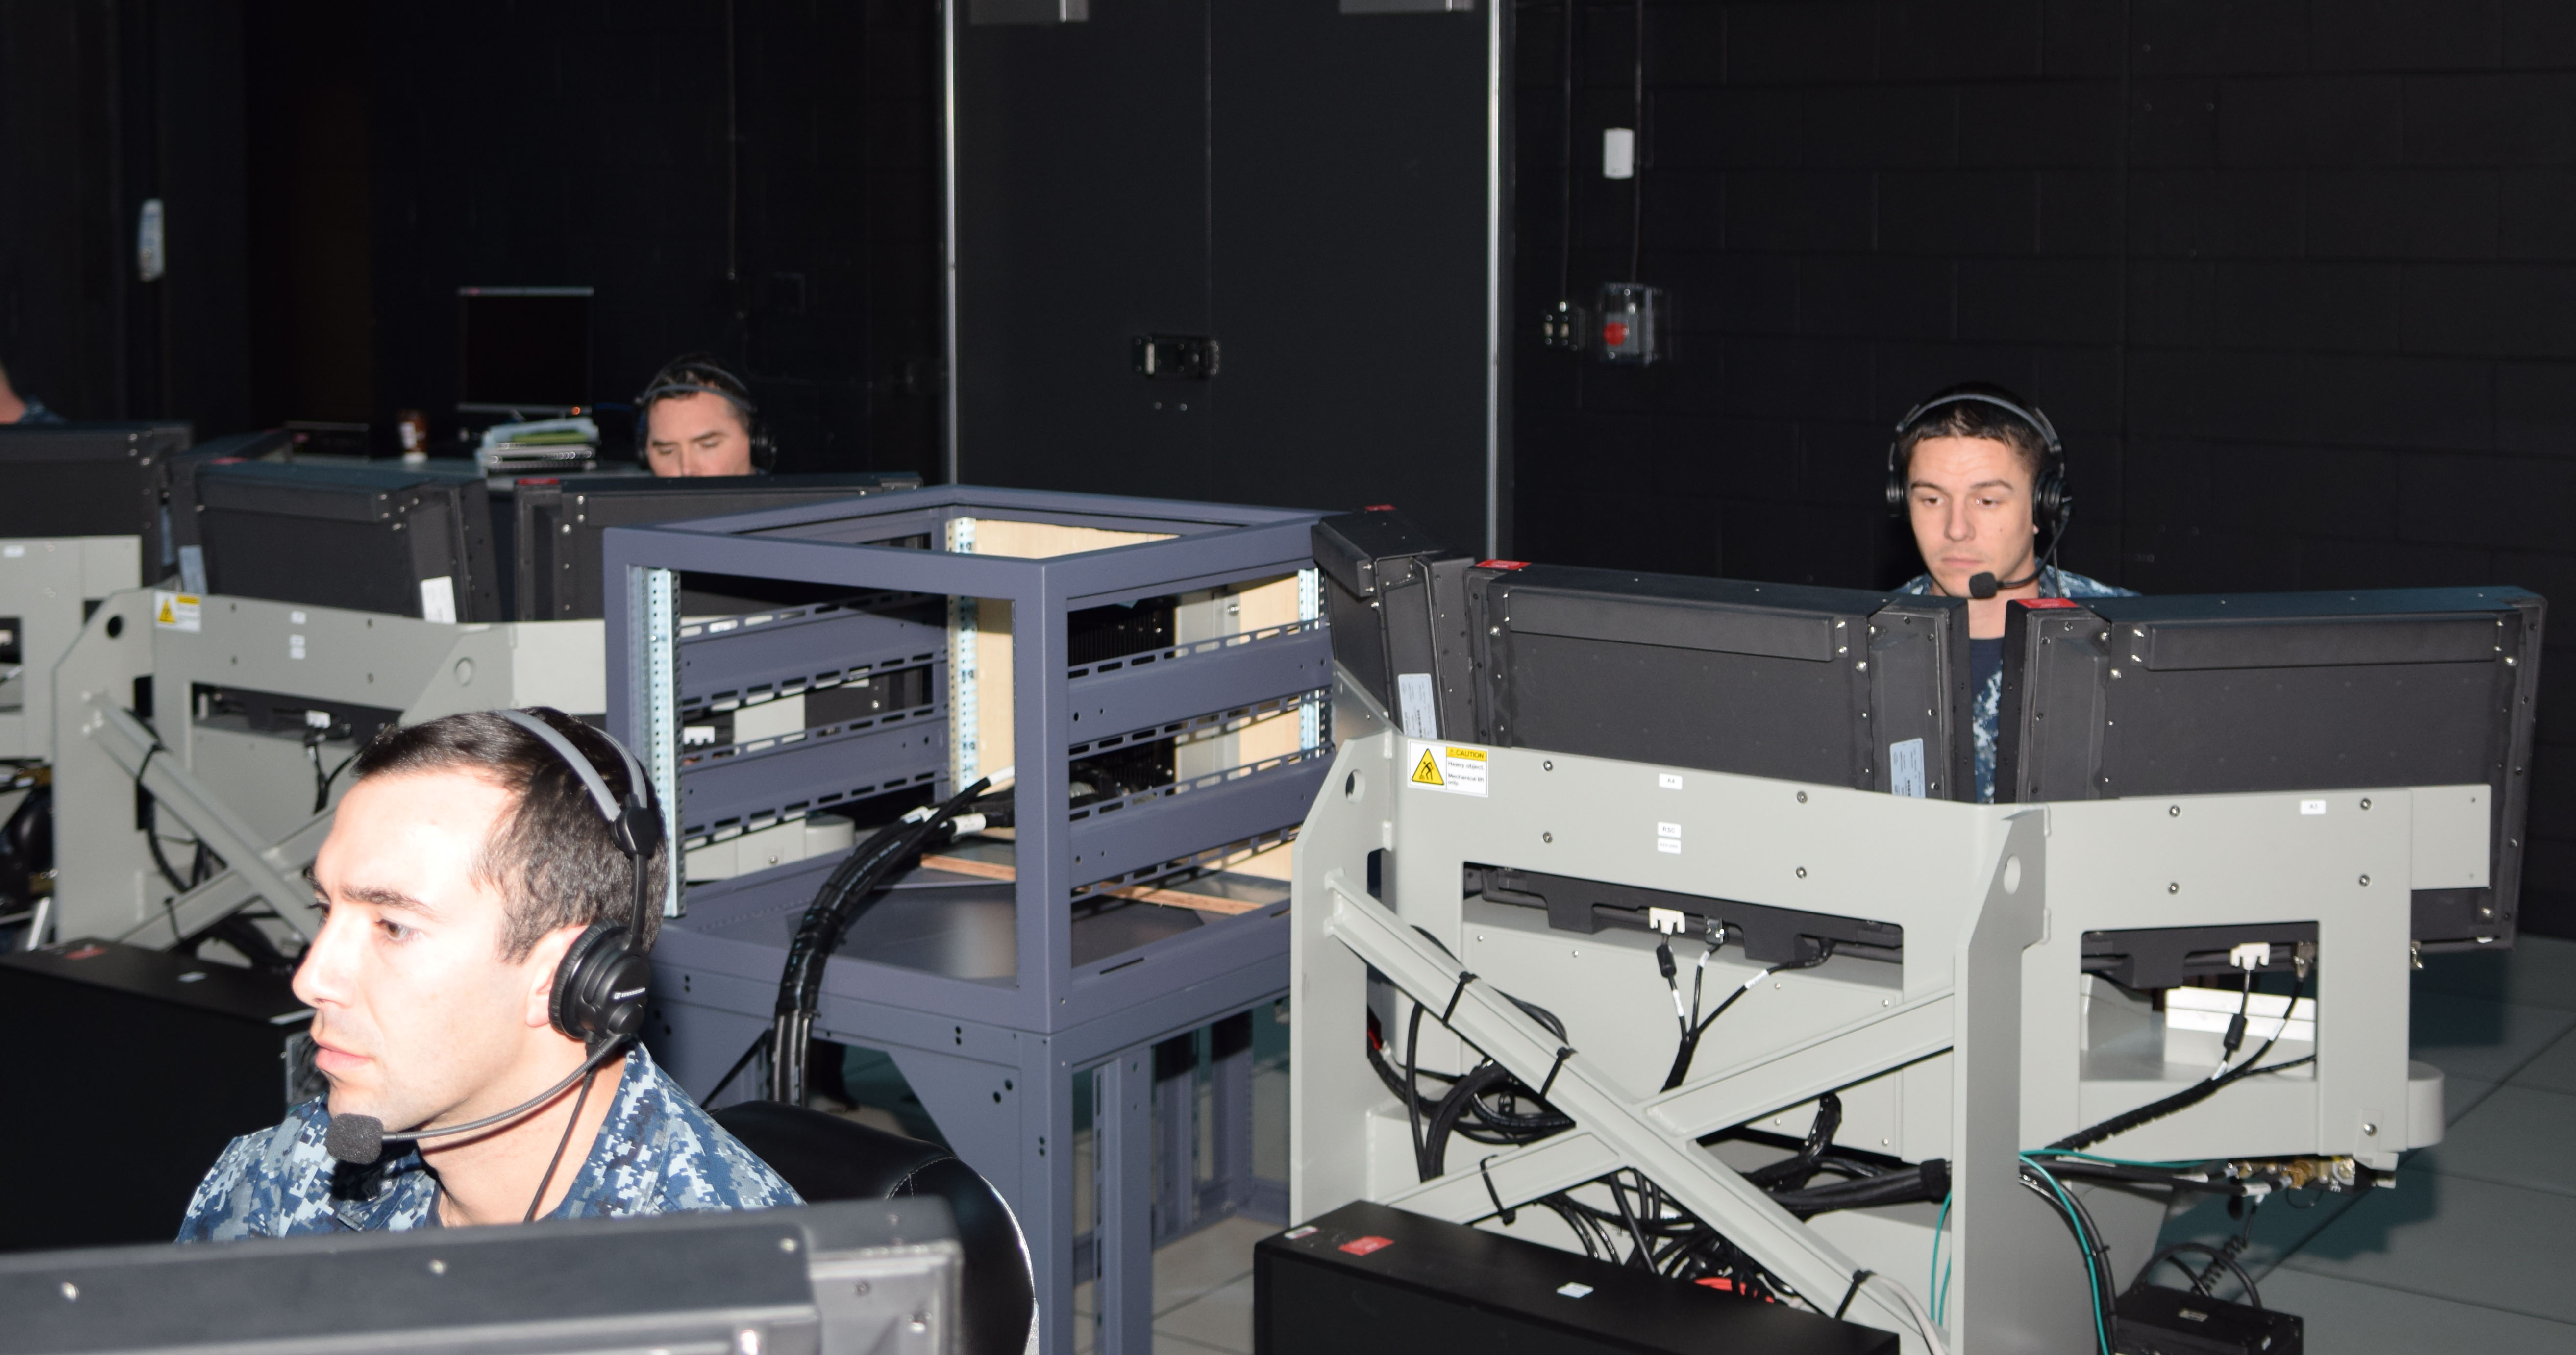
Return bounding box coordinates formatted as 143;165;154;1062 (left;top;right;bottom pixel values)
157;599;174;624
1411;750;1444;786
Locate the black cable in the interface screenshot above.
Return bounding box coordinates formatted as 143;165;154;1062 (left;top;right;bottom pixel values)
2019;1161;2116;1355
1627;0;1644;282
1663;942;1833;1092
1609;1171;1656;1270
2131;1242;2262;1310
2049;968;2306;1153
523;1060;601;1222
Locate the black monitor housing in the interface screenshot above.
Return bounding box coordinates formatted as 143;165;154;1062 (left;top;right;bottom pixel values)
512;471;925;621
1466;563;1976;801
1998;587;2545;952
175;460;504;623
0;422;197;577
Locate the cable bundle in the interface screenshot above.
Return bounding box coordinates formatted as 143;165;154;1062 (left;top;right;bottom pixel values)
766;777;990;1104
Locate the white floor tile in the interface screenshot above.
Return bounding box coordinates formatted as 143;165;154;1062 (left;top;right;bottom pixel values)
1152;1275;1256;1355
2251;1266;2576;1355
2409;992;2576;1084
2506;1024;2576;1096
2278;1166;2576;1324
2412;1084;2576;1198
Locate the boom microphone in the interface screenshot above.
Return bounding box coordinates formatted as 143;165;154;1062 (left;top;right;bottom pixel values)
1966;566;2042;600
323;1040;628;1166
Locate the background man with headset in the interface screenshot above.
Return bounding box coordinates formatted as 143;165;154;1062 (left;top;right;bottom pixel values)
636;355;770;476
177;708;797;1236
1886;383;2134;804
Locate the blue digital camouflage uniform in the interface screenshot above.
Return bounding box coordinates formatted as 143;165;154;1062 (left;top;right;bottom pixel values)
176;1046;799;1240
1896;565;2135;804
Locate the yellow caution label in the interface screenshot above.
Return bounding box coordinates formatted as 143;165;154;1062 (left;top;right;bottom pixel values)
1406;742;1490;797
151;590;201;633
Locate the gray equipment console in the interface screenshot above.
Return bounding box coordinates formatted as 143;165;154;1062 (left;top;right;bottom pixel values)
0;1196;962;1355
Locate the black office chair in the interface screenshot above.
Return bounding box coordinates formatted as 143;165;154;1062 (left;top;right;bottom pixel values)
714;1100;1036;1355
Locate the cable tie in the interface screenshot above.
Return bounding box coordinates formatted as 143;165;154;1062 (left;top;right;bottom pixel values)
1441;970;1479;1024
1538;1045;1575;1101
1834;1268;1872;1321
1478;1155;1517;1226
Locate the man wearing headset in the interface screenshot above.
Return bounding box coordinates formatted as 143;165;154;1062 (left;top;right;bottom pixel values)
637;355;769;477
177;708;797;1236
1887;383;2134;804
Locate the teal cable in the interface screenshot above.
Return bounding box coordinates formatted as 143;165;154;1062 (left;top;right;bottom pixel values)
2019;1153;2111;1355
1928;1192;1952;1325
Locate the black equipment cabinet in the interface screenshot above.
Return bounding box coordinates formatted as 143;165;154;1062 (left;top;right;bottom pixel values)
1256;1200;1898;1355
173;460;504;622
1998;587;2546;951
1466;563;1976;801
0;940;304;1251
0;423;197;571
952;0;1499;554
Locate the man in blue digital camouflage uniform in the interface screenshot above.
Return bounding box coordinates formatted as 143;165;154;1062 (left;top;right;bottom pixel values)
1888;385;2134;804
178;708;797;1238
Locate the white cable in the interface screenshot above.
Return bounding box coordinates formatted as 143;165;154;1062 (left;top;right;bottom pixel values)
1861;1272;1949;1355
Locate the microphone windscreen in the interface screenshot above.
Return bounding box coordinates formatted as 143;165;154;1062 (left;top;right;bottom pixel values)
325;1113;386;1166
1968;572;1999;600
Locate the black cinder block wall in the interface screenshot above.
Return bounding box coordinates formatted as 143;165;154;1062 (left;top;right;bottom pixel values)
1512;0;2576;937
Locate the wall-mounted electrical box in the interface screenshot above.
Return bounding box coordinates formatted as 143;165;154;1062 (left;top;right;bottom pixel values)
1596;282;1666;364
1133;334;1220;381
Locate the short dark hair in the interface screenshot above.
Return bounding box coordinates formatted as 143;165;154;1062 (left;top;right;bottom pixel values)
349;707;664;961
639;354;755;434
1895;388;2050;490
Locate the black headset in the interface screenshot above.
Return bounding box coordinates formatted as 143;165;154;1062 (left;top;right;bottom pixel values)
493;709;664;1046
633;356;773;470
1883;384;2070;545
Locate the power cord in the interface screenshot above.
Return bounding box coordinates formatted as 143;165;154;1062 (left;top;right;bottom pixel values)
1663;939;1834;1091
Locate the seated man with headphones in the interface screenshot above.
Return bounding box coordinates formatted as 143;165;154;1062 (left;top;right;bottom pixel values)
637;355;772;476
1887;383;2135;803
177;708;798;1236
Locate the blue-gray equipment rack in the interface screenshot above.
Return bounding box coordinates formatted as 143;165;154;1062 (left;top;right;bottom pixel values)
605;486;1330;1355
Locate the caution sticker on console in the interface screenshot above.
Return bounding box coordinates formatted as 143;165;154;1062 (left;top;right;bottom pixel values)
1407;741;1489;797
152;591;201;633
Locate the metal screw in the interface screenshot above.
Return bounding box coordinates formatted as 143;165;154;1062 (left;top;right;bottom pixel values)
2362;1122;2378;1136
2359;797;2371;810
2169;882;2180;894
1543;832;1553;843
428;1260;446;1275
1543;760;1553;770
1796;791;1808;803
2359;875;2371;887
2169;805;2181;817
2110;668;2123;679
60;1283;77;1301
1796;867;1808;878
854;1281;871;1296
779;1237;799;1253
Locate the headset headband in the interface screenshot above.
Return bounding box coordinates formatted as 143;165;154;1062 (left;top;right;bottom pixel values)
1891;390;2061;457
494;709;649;826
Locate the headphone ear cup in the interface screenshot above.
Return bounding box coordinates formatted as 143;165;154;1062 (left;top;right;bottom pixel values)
549;923;622;1041
2033;455;2069;535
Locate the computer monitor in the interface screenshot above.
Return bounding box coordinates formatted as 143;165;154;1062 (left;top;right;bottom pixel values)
0;422;196;574
1998;587;2545;951
175;460;504;622
1467;563;1975;800
0;1197;962;1355
458;285;593;416
513;471;926;620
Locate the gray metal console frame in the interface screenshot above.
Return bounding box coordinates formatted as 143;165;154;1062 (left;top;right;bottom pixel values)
601;485;1327;1355
1292;680;2457;1354
46;590;606;947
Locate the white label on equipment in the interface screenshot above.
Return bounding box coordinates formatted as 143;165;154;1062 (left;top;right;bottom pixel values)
420;576;458;625
2300;800;2327;816
1;544;22;558
1557;1282;1594;1299
1657;772;1684;790
289;634;306;660
1889;737;1927;799
1395;672;1438;739
176;544;206;594
152;591;201;633
1407;741;1489;797
1657;838;1682;854
1657;822;1681;838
